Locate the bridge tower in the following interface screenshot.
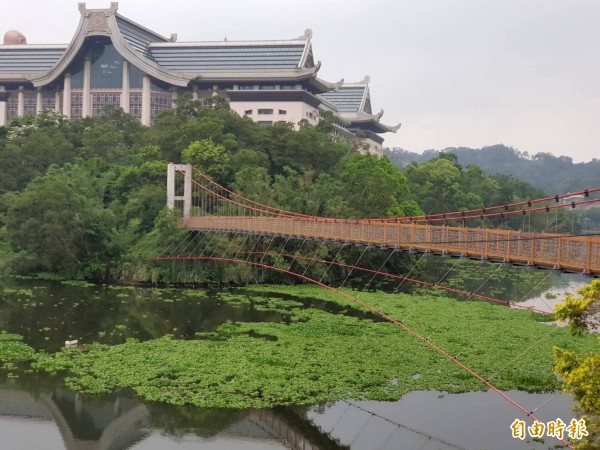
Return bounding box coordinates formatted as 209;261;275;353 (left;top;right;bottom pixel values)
167;163;192;218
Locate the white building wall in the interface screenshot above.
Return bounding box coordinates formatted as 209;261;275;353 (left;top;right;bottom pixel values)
229;101;320;128
358;137;384;157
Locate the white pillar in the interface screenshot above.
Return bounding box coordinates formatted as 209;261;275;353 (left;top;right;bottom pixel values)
171;87;178;109
63;74;71;117
0;86;6;126
82;56;91;117
120;59;130;113
141;74;151;126
167;163;176;210
192;85;198;100
54;91;61;113
167;163;192;219
17;86;24;117
36;88;43;114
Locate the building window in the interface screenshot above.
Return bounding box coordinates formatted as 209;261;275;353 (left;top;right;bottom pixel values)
258;109;273;115
244;109;252;115
92;93;120;116
7;95;18;119
258;121;273;126
90;40;123;89
70;54;85;90
129;64;144;89
23;94;37;116
42;94;56;111
151;93;171;120
71;93;83;118
129;93;142;119
278;109;287;115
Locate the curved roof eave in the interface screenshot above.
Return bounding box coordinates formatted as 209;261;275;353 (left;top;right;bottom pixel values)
30;7;190;88
364;121;402;133
183;67;318;82
311;76;344;92
0;73;41;83
379;122;402;133
342;111;401;133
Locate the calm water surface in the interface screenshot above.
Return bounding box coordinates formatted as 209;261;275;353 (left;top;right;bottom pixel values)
0;270;586;450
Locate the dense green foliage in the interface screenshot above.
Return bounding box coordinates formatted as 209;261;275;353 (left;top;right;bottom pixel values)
553;281;600;449
29;286;597;408
0;103;559;281
554;342;600;450
554;279;600;334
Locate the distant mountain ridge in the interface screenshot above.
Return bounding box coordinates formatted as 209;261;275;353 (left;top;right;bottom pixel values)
385;144;600;193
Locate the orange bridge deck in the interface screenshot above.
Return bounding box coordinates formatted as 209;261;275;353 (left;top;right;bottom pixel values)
181;216;600;276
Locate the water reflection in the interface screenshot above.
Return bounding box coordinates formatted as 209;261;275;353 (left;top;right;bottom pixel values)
300;391;576;450
0;280;292;352
0;275;590;449
0;381;320;450
0;383;576;450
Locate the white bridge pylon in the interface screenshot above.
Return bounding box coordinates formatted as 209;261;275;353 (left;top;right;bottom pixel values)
167;163;193;219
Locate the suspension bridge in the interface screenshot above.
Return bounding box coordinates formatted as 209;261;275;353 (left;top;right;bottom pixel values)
167;163;600;276
156;163;600;450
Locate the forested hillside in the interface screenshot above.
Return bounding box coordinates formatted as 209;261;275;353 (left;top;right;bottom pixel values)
386;144;600;193
0;99;563;281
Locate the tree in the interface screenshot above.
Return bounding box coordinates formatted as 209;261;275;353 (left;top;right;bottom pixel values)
5;165;113;277
555;280;600;334
553;342;599;450
341;154;410;218
0;128;75;193
405;157;467;213
181;139;231;183
553;280;600;450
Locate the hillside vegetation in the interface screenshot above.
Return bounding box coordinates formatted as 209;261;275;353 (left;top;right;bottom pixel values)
0;100;567;281
386;144;600;193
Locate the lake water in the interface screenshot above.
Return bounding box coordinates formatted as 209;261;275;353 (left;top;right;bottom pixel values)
0;269;589;450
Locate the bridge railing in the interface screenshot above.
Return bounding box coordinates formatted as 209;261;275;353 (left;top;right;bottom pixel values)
181;216;600;275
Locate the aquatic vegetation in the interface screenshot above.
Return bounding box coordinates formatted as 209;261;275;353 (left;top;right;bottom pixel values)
60;280;97;287
32;286;597;409
183;290;207;298
0;332;35;365
1;288;34;297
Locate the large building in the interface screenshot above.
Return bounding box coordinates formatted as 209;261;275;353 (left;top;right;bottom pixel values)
0;3;400;155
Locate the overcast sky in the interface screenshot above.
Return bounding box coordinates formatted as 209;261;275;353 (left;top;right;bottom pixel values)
3;0;599;162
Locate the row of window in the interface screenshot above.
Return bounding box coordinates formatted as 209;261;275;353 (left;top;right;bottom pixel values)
234;84;302;91
5;89;172;120
6;94;57;119
91;94;120;117
244;109;287;115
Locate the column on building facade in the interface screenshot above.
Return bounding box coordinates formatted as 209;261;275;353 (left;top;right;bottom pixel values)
82;56;91;117
63;74;72;117
0;86;6;126
36;88;43;114
17;86;24;117
54;91;61;113
141;74;151;126
171;87;178;109
120;60;130;113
